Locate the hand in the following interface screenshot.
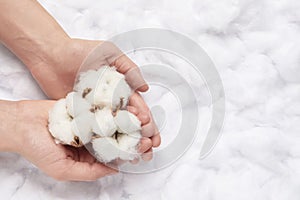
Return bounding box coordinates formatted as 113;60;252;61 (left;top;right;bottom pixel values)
0;0;160;160
13;100;118;181
28;39;161;158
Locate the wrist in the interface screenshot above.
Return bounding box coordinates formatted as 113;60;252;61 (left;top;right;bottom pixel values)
0;100;20;153
25;36;72;73
27;38;101;99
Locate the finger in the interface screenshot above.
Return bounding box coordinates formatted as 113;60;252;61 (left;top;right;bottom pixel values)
151;134;161;148
129;92;150;114
127;105;150;125
137;137;152;153
129;93;159;137
141;148;153;161
113;158;127;166
141;113;159;137
127;105;139;115
125;67;149;92
62;160;118;181
129;93;151;125
130;157;139;165
79;41;148;92
113;54;148;92
138;112;150;126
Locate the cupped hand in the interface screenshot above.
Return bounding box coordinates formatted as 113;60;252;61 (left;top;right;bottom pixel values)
15;100;118;181
28;39;161;157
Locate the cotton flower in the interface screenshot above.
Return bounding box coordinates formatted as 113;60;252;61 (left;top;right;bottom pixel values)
114;110;142;134
92;107;117;137
48;66;142;163
48;99;82;147
92;137;120;163
66;91;91;118
74;66;131;110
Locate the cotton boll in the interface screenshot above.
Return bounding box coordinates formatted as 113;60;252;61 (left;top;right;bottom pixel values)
92;107;117;137
73;68;107;104
48;99;72;123
66;91;91;117
114;110;142;134
74;69;99;93
48;99;78;146
117;132;141;160
74;66;131;110
49;66;142;161
92;137;120;163
110;78;131;109
71;113;94;144
49;120;75;145
93;67;131;109
118;132;141;148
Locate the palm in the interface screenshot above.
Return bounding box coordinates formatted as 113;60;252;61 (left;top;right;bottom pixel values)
18;100;116;181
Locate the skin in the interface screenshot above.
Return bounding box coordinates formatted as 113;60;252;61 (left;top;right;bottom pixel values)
0;0;161;181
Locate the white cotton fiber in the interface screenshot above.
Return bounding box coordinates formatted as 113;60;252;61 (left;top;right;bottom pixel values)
117;132;141;160
48;66;142;162
93;67;131;109
73;69;100;94
114;110;142;134
92;107;117;137
92;137;120;163
48;99;76;145
71;113;94;144
66;91;91;117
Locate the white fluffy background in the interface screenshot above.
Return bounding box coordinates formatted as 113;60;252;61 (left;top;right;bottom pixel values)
0;0;300;199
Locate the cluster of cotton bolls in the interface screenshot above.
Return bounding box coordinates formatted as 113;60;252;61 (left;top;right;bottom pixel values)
48;66;142;163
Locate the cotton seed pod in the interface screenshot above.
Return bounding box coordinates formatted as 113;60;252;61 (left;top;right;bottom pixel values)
92;107;117;137
74;69;101;94
75;66;131;110
66;91;91;118
49;66;144;163
92;137;120;163
48;99;82;147
93;67;131;109
117;132;141;160
71;112;94;145
114;110;142;134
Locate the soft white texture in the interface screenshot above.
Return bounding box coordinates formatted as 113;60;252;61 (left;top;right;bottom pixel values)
66;91;91;117
92;107;117;137
48;99;75;145
74;69;100;94
92;132;141;162
93;68;131;109
114;110;142;134
48;66;141;162
92;137;120;163
71;113;94;144
118;132;141;160
76;66;131;109
92;109;142;162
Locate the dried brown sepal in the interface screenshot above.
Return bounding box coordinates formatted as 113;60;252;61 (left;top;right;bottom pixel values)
119;97;124;109
90;104;104;113
92;134;102;140
82;88;92;98
113;131;120;140
70;136;83;147
111;97;125;116
90;107;96;113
